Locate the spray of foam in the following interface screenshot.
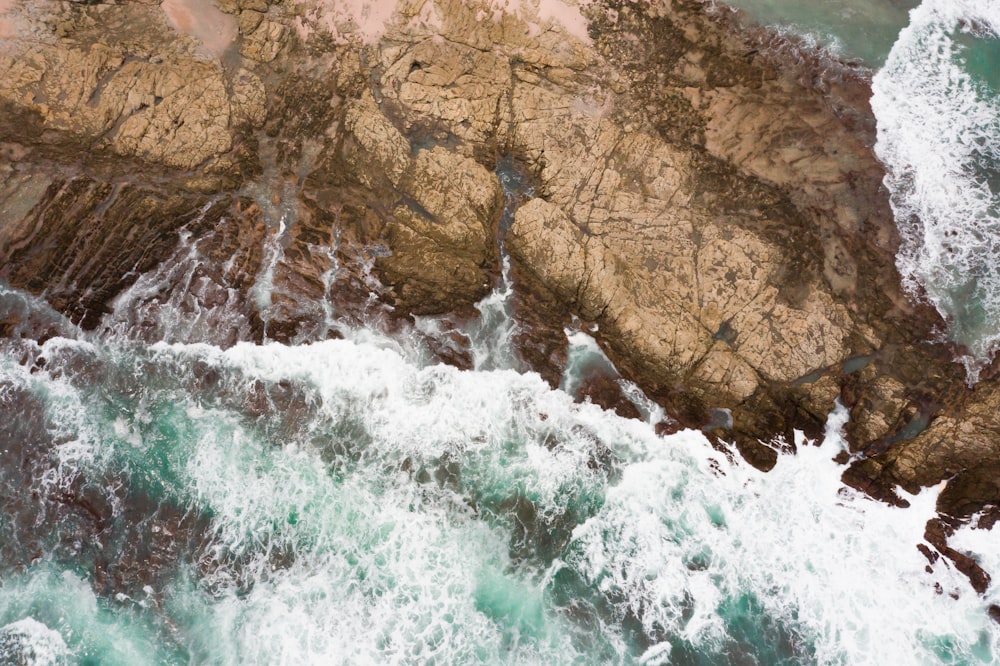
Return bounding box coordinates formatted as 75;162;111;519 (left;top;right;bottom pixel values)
872;0;1000;382
0;617;68;666
13;336;998;664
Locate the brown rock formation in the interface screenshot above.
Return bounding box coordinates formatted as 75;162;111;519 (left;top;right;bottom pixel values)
1;0;998;581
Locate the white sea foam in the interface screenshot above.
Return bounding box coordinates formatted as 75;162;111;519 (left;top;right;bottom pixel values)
0;617;68;666
4;331;999;663
467;255;521;372
17;339;990;664
251;225;287;322
565;403;998;663
0;567;169;665
872;0;1000;381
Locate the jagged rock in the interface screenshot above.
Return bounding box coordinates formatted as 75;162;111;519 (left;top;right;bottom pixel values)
239;10;288;62
0;175;218;327
843;364;910;446
3;0;1000;542
373;0;864;431
342;91;502;312
0;1;267;171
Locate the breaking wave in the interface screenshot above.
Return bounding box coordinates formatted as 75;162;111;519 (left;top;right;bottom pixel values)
872;0;1000;381
0;326;998;664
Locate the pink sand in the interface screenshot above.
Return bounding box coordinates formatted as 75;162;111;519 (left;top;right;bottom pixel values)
162;0;237;57
294;0;590;45
294;0;396;44
535;0;591;43
0;0;17;40
488;0;591;43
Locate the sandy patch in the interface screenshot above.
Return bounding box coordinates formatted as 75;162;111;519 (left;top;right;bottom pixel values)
484;0;592;43
294;0;591;45
535;0;591;42
0;0;19;40
293;0;397;44
162;0;237;58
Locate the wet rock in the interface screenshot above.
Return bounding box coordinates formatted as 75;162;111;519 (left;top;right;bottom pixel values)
574;373;641;421
3;0;1000;533
0;176;228;329
924;517;991;595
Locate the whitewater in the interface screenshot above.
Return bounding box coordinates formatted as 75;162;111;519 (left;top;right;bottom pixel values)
3;0;1000;664
2;306;1000;664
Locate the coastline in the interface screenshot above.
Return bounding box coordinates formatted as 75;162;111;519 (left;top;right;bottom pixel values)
0;0;998;593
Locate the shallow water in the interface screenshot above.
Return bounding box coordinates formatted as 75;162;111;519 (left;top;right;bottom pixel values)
715;0;919;65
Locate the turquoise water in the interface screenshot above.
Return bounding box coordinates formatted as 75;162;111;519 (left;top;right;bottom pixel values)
717;0;919;65
1;285;1000;664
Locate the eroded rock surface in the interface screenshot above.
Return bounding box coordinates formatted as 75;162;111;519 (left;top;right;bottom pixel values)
1;0;998;563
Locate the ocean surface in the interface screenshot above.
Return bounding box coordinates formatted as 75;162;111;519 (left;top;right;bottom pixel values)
2;1;1000;664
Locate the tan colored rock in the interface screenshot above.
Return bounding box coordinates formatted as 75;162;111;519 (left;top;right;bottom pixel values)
240;10;288;62
845;365;909;445
0;4;265;170
887;387;1000;494
344;91;413;186
382;148;502;310
109;61;235;168
343;90;501;310
399;147;500;254
232;69;268;127
217;0;269;13
508;191;849;404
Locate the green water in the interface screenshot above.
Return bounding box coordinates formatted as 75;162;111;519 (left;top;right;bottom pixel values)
2;336;996;664
719;0;920;65
955;29;1000;93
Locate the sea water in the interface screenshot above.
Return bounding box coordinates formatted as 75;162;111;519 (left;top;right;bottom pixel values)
711;0;920;65
723;0;1000;381
2;277;1000;665
872;0;1000;382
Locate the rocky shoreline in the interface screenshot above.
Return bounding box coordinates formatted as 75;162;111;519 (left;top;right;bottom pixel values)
1;0;998;589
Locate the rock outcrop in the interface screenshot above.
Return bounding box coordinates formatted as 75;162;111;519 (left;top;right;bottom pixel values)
1;0;999;565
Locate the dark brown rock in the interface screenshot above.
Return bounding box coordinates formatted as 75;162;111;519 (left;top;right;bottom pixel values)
925;518;991;595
